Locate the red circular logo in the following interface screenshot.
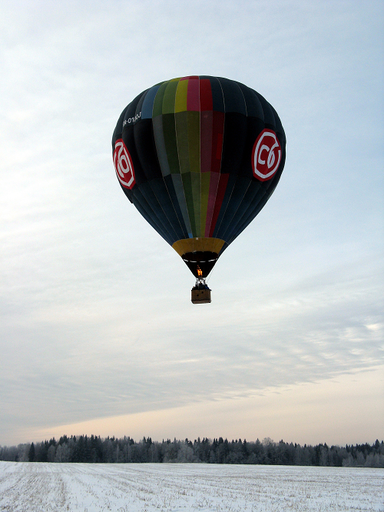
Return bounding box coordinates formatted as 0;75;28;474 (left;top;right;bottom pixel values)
252;129;282;181
113;139;136;189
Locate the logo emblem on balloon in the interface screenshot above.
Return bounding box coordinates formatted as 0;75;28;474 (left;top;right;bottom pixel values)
113;139;136;189
252;129;282;181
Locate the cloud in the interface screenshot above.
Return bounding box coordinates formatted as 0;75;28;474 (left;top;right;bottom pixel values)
1;246;381;444
31;365;384;446
0;0;383;445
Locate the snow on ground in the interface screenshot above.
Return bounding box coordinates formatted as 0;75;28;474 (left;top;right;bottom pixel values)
0;462;383;512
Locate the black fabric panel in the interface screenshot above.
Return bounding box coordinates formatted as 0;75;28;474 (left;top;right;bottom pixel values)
122;92;144;126
238;116;265;178
212;173;238;237
130;188;174;246
164;174;189;239
226;190;274;247
137;182;177;244
238;83;264;120
269;102;285;138
215;176;251;240
112;91;145;145
256;92;277;129
224;185;269;245
225;166;284;247
220;112;248;175
135;89;146;112
112;106;128;146
133;120;163;182
148;178;186;241
219;78;247;115
256;92;286;145
211;110;247;237
220;179;263;242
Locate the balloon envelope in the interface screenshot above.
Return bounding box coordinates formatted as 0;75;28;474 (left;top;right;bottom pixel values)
112;76;286;278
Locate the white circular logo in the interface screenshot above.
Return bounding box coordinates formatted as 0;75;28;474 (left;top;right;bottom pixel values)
252;129;282;181
113;139;136;189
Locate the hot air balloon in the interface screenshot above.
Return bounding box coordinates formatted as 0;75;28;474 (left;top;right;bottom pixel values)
112;76;286;303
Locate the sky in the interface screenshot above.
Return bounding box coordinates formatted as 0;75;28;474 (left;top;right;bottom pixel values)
0;0;383;448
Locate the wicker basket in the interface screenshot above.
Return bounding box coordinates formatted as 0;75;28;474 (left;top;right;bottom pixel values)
191;288;211;304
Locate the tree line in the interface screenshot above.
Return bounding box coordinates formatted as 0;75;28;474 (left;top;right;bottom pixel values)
1;437;383;467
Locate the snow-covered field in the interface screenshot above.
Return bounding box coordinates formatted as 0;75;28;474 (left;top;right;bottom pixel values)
0;462;383;512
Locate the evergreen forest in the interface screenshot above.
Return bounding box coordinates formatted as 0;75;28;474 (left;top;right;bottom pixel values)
1;437;383;467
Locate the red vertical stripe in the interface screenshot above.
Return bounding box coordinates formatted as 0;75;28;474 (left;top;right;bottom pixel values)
208;174;229;237
200;79;213;111
187;77;200;111
206;109;225;235
197;78;227;236
201;111;213;173
205;172;220;236
200;80;214;174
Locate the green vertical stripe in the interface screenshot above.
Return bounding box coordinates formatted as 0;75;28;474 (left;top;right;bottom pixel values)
190;172;201;236
174;110;202;236
162;81;178;114
161;114;180;174
175;112;189;174
187;111;200;173
181;173;196;235
152;77;207;238
188;111;201;235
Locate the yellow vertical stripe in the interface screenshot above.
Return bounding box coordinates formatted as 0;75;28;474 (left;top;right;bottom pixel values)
175;79;188;113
